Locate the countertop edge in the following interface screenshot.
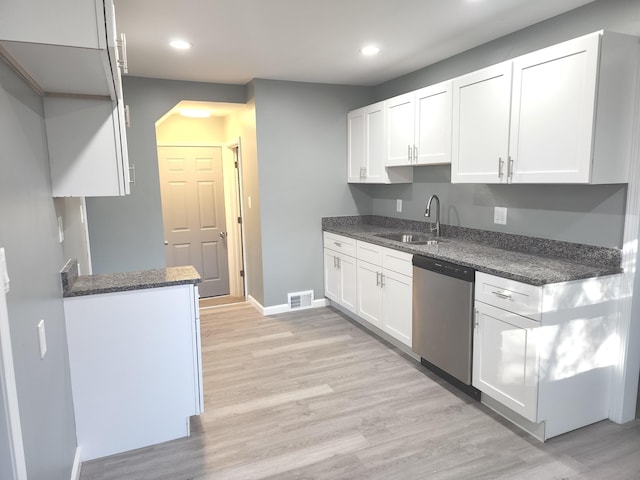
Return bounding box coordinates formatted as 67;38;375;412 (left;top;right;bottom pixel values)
322;225;622;286
62;264;202;298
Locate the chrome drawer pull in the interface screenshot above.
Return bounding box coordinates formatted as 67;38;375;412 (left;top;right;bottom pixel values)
492;290;512;300
334;242;342;247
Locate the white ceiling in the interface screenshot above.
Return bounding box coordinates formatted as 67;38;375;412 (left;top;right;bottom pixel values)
114;0;596;87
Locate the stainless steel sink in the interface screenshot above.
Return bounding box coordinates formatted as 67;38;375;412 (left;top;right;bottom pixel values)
374;232;443;245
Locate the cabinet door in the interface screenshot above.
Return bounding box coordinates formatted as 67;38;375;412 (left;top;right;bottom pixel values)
338;253;357;314
451;62;512;183
45;96;129;197
386;93;415;166
364;102;388;183
414;81;452;166
382;269;412;347
357;260;383;328
510;34;599;183
324;249;341;303
347;107;366;183
473;301;539;422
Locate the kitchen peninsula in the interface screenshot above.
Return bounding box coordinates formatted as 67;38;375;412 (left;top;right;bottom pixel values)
60;260;203;461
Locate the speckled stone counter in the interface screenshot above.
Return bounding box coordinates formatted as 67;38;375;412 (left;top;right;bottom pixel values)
61;259;201;298
322;215;622;286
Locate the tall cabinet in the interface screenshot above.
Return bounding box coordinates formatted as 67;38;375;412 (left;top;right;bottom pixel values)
0;0;131;196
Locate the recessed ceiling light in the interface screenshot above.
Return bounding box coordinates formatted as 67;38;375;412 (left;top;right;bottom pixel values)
360;45;380;56
179;109;210;118
170;39;192;50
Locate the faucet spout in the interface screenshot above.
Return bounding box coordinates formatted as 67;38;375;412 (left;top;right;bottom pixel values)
425;194;441;237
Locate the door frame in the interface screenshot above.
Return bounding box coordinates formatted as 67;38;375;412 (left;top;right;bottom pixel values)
156;141;246;298
0;248;28;480
227;139;247;298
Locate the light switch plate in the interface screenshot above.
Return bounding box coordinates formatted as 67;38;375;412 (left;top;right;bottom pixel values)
494;206;507;225
396;199;402;213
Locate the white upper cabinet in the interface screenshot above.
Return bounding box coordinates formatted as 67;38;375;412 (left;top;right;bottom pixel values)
0;0;124;98
385;93;415;166
0;0;131;196
348;102;412;184
452;31;639;184
386;81;453;167
451;62;512;183
414;81;453;166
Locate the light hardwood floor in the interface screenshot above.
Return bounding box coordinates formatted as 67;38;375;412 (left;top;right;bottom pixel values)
79;303;640;479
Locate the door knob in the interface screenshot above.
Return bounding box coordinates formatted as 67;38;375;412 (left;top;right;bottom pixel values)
219;232;227;239
164;240;168;245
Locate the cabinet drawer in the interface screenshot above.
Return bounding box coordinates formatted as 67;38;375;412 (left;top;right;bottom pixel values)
475;272;542;321
357;241;383;265
382;247;412;276
323;232;356;257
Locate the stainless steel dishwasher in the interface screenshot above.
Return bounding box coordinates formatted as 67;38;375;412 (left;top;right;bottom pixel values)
412;255;480;399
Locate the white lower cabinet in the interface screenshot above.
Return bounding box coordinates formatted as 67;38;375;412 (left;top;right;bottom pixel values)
473;301;539;421
381;267;413;347
356;259;384;328
322;233;413;348
355;241;413;347
473;271;621;440
323;233;357;314
64;284;202;461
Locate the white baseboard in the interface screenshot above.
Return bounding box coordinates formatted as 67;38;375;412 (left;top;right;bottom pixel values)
69;447;82;480
247;296;328;316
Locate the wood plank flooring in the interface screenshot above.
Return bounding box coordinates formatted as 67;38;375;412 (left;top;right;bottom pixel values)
79;303;640;479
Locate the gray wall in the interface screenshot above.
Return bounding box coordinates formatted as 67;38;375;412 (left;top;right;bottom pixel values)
86;76;246;274
0;60;77;479
252;79;373;306
365;0;639;248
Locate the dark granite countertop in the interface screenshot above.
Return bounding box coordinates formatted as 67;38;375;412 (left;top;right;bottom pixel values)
323;216;622;286
61;259;201;298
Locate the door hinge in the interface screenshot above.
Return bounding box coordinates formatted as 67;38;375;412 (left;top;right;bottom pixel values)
240;270;244;277
234;161;239;169
237;216;242;224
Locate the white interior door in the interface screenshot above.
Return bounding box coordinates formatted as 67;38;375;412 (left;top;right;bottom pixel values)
158;146;230;298
0;248;27;480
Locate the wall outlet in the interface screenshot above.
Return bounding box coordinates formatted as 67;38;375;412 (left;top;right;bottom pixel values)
494;206;508;225
396;199;402;213
37;320;47;359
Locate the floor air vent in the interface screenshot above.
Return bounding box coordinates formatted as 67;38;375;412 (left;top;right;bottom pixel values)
288;290;314;311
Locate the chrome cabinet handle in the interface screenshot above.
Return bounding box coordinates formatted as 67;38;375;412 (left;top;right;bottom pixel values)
492;290;512;300
380;273;385;287
337;257;341;269
507;156;514;181
413;145;418;163
117;33;128;74
124;104;131;127
498;157;504;178
129;164;136;185
408;145;412;163
376;271;380;287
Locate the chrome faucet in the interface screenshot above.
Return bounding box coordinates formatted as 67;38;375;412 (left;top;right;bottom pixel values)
425;194;441;237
